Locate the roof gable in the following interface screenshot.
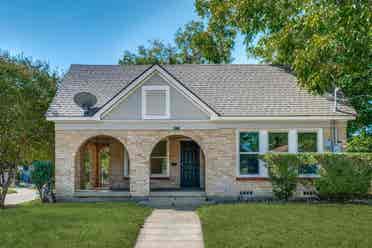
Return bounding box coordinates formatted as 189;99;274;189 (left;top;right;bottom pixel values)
102;73;210;120
95;64;218;119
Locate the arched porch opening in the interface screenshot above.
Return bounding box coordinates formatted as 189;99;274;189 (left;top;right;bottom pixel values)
75;135;130;191
149;135;206;192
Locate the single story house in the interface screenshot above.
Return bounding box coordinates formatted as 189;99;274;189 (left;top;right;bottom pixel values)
46;64;355;201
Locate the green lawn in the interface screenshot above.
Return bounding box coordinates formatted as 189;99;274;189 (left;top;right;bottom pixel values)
7;188;17;194
1;188;17;194
0;202;152;248
198;203;372;248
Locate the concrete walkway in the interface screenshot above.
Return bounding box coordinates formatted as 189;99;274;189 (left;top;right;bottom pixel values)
5;188;38;206
135;209;204;248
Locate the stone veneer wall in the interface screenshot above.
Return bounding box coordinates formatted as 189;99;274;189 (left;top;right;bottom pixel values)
55;125;347;200
55;129;238;200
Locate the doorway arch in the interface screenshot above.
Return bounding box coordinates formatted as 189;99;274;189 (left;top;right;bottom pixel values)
75;135;130;190
149;135;206;191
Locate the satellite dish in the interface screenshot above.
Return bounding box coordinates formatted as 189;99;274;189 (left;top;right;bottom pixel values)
73;92;97;115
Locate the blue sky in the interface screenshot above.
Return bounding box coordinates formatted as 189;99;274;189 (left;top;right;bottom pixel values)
1;0;258;72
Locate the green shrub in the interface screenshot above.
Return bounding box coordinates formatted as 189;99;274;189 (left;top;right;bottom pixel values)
315;153;372;200
31;161;54;202
261;153;316;200
346;130;372;152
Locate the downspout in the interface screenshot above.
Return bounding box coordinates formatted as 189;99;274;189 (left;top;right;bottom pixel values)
330;120;336;152
331;87;340;152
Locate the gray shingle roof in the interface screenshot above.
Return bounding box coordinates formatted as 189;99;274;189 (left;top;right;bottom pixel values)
46;64;355;118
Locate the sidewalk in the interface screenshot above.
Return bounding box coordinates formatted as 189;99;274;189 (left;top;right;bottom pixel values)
135;209;204;248
5;187;38;205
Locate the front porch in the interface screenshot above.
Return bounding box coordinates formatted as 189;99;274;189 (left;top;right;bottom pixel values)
74;134;207;197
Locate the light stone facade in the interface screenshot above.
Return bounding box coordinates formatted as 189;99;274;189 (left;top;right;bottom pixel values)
56;129;239;200
55;124;347;200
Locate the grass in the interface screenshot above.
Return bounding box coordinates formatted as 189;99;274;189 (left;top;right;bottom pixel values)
0;188;17;195
198;203;372;248
7;188;17;194
0;202;152;248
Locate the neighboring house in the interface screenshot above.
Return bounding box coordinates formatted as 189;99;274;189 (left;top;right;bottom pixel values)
46;64;355;200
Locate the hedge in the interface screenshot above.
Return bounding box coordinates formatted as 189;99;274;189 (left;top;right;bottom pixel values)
260;153;372;201
314;153;372;200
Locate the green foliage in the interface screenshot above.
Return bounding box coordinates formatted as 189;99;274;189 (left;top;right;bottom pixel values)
346;130;372;152
0;52;57;206
315;153;372;200
0;52;57;164
31;161;54;202
195;0;371;132
260;153;316;200
118;21;234;65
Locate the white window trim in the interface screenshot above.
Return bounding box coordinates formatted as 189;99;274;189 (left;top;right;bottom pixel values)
236;128;325;179
236;130;268;178
296;128;323;178
141;85;170;120
150;138;170;177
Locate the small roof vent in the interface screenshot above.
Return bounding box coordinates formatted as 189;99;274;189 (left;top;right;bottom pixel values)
73;92;97;116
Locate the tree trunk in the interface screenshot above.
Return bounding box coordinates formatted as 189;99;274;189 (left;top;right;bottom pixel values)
0;163;16;209
0;190;7;209
37;186;44;202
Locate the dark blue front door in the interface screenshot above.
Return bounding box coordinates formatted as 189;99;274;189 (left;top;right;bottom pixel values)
180;141;200;188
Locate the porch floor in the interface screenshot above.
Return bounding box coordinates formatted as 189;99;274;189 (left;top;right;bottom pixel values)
74;188;206;198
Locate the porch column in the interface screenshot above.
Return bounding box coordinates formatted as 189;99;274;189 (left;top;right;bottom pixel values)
128;137;150;198
55;131;75;199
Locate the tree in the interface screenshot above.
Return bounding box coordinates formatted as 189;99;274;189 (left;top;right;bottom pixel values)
175;20;235;63
119;21;235;65
196;0;371;132
346;129;372;152
0;163;16;209
0;52;57;208
119;40;178;65
31;161;55;203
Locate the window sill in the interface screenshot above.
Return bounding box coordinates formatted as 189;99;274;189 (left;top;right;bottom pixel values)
151;176;170;180
143;116;170;120
236;177;270;181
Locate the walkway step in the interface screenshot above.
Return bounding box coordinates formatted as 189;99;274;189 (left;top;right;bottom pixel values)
135;209;204;248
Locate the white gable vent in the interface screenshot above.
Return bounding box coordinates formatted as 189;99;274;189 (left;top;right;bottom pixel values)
142;85;170;119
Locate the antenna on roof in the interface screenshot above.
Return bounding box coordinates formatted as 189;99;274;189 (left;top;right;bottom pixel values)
73;92;97;116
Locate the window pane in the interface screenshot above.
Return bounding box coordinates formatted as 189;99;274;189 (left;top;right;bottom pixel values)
269;132;288;152
240;154;259;175
299;164;318;175
240;132;259;152
298;133;317;152
150;158;167;174
151;140;167;157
